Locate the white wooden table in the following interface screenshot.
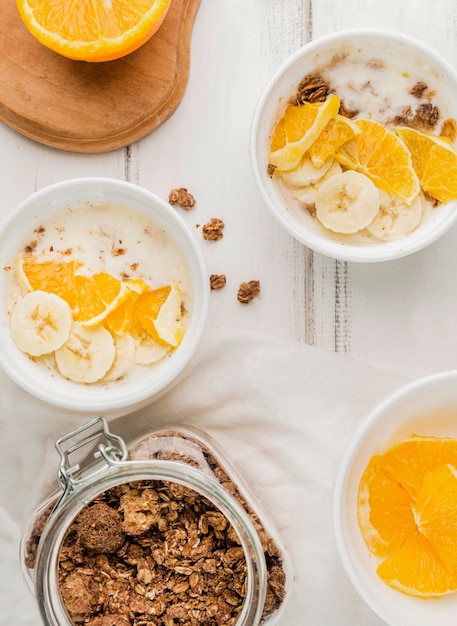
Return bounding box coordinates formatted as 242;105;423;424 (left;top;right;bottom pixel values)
2;0;457;381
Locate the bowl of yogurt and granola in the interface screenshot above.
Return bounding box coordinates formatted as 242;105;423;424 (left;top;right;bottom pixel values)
0;177;209;414
250;29;457;262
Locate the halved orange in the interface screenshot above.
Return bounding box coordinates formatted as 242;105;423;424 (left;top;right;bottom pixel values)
16;0;172;62
308;114;361;168
269;94;340;171
335;118;420;205
395;126;457;204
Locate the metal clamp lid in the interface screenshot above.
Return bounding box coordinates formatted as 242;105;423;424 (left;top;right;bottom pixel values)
55;416;128;505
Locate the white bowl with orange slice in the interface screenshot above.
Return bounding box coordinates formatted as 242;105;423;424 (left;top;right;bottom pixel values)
0;177;209;415
250;29;457;262
334;370;457;625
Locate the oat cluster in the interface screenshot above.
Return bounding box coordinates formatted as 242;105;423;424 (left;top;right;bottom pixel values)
168;187;261;301
168;188;196;210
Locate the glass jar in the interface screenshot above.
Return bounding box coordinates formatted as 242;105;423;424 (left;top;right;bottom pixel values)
21;417;290;626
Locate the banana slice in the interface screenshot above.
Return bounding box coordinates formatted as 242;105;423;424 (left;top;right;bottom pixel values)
278;155;333;187
134;334;170;366
10;290;72;357
103;334;135;382
366;191;424;241
292;161;343;204
55;322;115;384
315;170;380;234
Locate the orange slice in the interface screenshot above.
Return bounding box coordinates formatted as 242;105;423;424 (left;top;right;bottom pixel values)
357;436;457;597
357;453;416;557
335;118;420;205
376;528;457;597
413;463;457;571
16;257;80;309
134;285;172;345
103;279;149;335
269;94;340;171
16;0;172;62
395;126;457;204
308;114;361;168
71;272;122;322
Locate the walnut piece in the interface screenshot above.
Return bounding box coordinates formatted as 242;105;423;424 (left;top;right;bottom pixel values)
392;102;440;131
296;73;330;104
202;218;225;241
210;274;226;290
409;81;428;98
237;280;261;304
168;187;196;209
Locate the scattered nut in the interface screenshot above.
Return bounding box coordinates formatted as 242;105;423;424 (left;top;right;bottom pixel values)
210;274;226;290
296;73;330;104
237;280;261;304
168;187;196;209
202;218;225;241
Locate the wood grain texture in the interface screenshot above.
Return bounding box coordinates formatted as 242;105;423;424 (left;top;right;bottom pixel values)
0;0;200;153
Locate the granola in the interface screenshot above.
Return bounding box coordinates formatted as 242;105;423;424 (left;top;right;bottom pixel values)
168;188;196;210
202;219;224;241
209;274;226;290
128;431;286;619
57;480;252;625
237;281;261;304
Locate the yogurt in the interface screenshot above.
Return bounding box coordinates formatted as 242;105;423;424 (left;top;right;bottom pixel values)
7;201;192;384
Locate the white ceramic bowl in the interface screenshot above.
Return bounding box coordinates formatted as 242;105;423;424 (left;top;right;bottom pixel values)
334;370;457;626
0;177;209;414
250;29;457;262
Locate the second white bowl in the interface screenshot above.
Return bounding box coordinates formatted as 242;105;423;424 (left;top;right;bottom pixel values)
0;177;209;415
250;29;457;262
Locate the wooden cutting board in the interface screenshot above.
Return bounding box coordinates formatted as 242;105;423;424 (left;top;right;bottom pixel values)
0;0;201;153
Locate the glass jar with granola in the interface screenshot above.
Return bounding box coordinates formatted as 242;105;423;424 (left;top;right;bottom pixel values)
21;417;290;626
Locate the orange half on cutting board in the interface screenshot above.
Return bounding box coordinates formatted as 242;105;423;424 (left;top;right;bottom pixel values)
16;0;173;62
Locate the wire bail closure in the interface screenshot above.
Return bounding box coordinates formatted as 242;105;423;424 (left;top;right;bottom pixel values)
54;416;128;505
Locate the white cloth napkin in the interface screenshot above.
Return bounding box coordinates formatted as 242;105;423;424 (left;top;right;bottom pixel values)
0;329;408;625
